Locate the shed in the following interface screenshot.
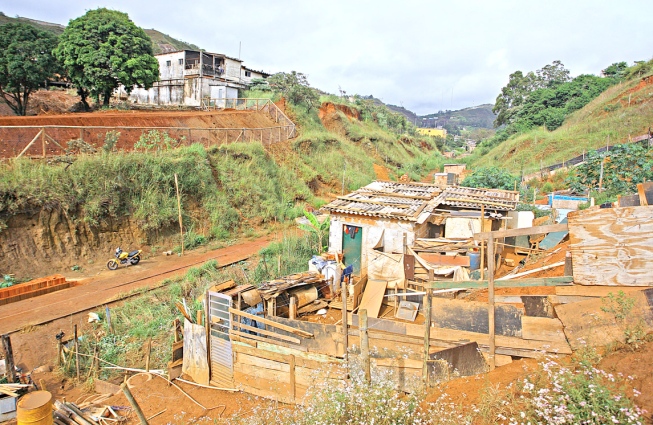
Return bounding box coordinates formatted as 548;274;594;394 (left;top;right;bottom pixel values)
321;181;519;275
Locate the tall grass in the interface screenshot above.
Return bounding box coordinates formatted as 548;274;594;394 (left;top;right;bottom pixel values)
473;73;653;174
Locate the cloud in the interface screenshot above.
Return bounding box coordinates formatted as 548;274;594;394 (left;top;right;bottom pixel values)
3;0;653;114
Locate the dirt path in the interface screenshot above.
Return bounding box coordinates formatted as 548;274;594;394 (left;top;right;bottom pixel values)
0;235;273;336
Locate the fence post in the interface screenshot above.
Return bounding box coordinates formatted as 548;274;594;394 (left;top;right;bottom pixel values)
41;127;46;157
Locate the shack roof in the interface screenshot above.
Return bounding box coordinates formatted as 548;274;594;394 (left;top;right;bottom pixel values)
427;186;519;211
322;181;519;221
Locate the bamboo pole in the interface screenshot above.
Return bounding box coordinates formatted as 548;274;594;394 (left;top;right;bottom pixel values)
174;174;184;256
16;129;43;158
360;309;370;383
121;383;149;425
487;234;496;371
41;127;46;157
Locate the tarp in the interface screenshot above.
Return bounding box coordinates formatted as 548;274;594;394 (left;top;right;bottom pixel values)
182;319;209;385
367;250;405;289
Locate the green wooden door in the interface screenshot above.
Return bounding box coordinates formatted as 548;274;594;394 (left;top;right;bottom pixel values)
342;225;363;275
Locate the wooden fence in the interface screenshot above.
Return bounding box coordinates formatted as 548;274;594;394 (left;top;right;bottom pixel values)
0;99;296;159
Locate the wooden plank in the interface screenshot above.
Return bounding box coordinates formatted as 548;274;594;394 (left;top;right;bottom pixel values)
637;183;648;206
554;289;653;350
568;206;653;286
474;223;568;241
350;315;571;356
232;342;343;373
234;322;301;344
425;276;573;289
230;308;314;338
230;330;306;351
417;252;470;267
358;280;387;318
521;316;567;343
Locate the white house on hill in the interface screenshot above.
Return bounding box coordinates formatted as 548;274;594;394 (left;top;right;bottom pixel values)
118;49;270;107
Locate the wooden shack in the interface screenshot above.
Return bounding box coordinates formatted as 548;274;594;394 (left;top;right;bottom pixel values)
321;181;519;276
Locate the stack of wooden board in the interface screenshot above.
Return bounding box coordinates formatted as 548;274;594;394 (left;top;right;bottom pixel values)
257;272;326;300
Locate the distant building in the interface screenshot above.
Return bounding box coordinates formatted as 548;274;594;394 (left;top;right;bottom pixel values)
416;127;447;138
118;49;270;107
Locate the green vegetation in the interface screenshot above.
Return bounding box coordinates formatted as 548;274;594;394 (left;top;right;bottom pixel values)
470;58;653;175
142;28;200;54
54;8;159;108
569;142;653;196
461;167;519;190
63;230;320;381
0;23;59;115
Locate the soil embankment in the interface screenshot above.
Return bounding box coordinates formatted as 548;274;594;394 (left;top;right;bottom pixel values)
0;109;278;158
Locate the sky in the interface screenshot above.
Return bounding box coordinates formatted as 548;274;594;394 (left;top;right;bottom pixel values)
2;0;652;115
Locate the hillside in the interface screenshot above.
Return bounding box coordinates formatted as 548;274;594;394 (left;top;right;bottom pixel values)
471;74;653;174
420;104;496;129
0;98;442;278
0;11;200;55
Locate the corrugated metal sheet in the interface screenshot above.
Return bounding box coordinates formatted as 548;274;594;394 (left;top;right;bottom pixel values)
322;181;518;220
429;186;519;211
322;181;441;221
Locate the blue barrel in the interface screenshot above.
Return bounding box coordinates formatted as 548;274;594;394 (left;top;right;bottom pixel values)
468;252;481;271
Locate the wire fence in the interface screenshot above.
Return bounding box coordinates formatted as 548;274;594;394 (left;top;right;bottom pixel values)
0;99;296;159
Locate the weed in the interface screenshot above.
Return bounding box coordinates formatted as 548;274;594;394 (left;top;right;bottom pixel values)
601;291;648;350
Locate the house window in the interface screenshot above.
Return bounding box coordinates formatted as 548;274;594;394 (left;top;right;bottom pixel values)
178;58;183;65
166;60;171;66
245;71;251;77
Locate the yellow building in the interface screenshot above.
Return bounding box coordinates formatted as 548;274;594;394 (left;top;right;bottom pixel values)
416;128;447;138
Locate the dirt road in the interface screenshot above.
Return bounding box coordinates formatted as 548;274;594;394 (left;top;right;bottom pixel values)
0;235;272;336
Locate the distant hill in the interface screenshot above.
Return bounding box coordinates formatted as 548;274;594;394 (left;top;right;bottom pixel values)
420;104;496;129
385;104;419;124
0;11;200;55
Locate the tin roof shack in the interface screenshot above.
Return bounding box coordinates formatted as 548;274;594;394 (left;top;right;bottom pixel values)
322;181;519;279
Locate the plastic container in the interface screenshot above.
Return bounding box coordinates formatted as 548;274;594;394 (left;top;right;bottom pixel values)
468;252;481;271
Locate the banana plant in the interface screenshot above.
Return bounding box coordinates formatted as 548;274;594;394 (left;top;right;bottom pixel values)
299;210;330;254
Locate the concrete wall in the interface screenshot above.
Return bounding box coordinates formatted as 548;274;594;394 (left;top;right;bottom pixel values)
224;57;243;82
158;52;185;80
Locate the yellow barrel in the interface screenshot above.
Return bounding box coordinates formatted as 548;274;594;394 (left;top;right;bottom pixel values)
17;391;53;425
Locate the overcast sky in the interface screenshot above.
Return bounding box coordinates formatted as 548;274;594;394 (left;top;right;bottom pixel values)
2;0;652;115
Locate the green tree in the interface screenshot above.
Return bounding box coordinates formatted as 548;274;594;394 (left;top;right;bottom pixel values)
0;23;59;116
461;166;519;190
54;8;159;108
602;61;628;79
268;71;319;111
493;61;571;127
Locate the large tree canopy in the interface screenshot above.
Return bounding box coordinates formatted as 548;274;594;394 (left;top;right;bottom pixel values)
492;61;571;127
54;8;159;108
0;23;59;116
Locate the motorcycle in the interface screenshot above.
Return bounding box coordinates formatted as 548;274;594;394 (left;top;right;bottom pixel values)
107;247;142;270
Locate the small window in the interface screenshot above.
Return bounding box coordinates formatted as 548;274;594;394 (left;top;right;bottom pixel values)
166;60;171;66
179;58;183;65
245;71;251;77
